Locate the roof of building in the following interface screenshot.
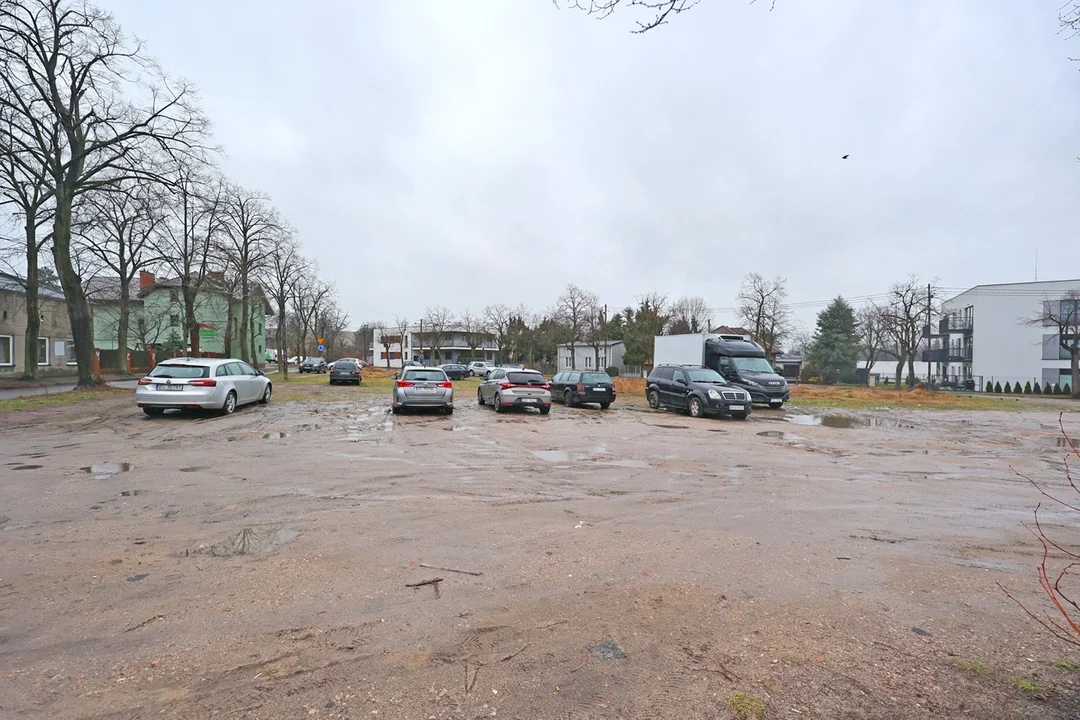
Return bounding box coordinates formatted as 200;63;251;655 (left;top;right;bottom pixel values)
85;276;142;303
555;339;624;348
944;279;1080;304
710;325;754;336
140;275;273;313
0;271;66;301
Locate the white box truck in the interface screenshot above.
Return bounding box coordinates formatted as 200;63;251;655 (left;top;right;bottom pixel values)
653;333;790;407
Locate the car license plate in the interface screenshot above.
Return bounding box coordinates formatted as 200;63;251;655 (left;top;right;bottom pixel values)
593;387;607;392
521;398;537;403
769;399;782;405
728;405;744;411
157;384;182;391
416;387;435;393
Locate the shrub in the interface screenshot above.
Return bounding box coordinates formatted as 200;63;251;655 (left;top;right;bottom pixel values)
1025;381;1033;394
995;381;1003;393
985;381;994;393
1066;383;1073;396
605;366;620;377
1004;382;1013;394
1034;382;1042;395
1015;382;1025;394
1054;383;1063;395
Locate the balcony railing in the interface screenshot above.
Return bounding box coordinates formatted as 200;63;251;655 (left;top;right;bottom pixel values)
922;346;973;363
940;315;973;333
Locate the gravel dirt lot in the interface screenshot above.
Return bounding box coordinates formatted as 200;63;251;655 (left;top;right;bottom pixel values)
2;380;1080;719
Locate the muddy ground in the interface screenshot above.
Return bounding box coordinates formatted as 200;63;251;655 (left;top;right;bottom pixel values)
2;388;1080;719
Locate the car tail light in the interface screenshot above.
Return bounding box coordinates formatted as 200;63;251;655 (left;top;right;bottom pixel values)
500;382;512;390
438;381;452;388
543;384;551;391
137;377;153;385
189;379;217;387
397;380;414;388
577;383;585;392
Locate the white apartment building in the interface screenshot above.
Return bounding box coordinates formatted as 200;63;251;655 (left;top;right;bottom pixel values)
368;325;499;368
937;279;1079;391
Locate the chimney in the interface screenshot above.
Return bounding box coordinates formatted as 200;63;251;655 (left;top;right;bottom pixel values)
139;270;155;290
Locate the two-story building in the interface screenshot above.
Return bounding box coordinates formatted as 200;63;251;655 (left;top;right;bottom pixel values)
370;325;499;368
0;271;76;377
554;340;629;374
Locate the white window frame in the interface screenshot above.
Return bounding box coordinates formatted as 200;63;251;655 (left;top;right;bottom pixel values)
584;356;593;368
65;339;77;365
37;336;50;365
0;334;13;366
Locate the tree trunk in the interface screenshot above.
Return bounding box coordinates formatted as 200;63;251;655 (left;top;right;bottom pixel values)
239;272;250;363
184;286;200;357
894;357;904;390
51;192;98;387
569;341;575;369
22;214;40;380
277;299;287;377
116;282;130;371
224;295;235;357
1072;350;1079;398
249;307;257;365
907;354;916;387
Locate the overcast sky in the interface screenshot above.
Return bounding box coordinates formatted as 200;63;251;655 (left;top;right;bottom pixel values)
97;0;1080;332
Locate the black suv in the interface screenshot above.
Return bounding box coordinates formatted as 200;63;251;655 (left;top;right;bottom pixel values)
645;364;751;419
299;357;327;374
550;370;616;409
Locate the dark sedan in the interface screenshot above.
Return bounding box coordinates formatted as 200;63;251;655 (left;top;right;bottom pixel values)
439;364;470;380
549;371;616;409
329;359;362;385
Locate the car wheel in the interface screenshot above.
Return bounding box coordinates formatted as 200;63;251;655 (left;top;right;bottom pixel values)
539;405;551;415
220;390;237;416
142;407;164;417
731;411;749;420
600;402;610;410
688;396;704;418
391;406;400;414
477;389;485;406
564;389;574;408
259;384;272;404
494;393;505;413
445;406;454;415
647;389;660;409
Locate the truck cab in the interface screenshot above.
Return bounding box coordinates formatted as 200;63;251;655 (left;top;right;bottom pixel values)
705;335;789;408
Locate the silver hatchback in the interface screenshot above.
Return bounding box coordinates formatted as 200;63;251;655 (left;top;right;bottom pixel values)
135;358;271;416
477;368;551;414
392;366;454;414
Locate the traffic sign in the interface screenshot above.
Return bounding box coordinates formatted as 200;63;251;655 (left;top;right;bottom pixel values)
317;344;326;352
316;337;324;344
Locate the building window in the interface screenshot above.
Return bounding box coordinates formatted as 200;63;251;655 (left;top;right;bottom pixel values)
170;314;180;328
584;356;593;368
0;335;12;366
65;339;77;365
169;289;179;303
38;337;49;365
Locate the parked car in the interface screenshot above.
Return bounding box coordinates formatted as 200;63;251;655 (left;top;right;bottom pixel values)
392;366;454;414
439;363;470;380
329;359;362;385
299;357;327;374
550;370;616;409
402;360;422;368
477;368;551;414
136;357;271;417
645;364;751;419
497;363;525;370
468;361;495;377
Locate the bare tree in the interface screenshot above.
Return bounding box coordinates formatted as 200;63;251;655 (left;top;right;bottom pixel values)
424;305;454;365
75;179;162;369
484;303;513;363
554;284;599;369
0;0;210;385
158;164;226;357
0;102;55;378
882;276;935;389
459;307;487;361
736;273;790;357
558;0;701;33
394;315;410;365
260;232;306;376
856;302;890;384
669;295;713;334
1029;290;1080;398
313;298;349;359
290;274;332;361
220;185;279;363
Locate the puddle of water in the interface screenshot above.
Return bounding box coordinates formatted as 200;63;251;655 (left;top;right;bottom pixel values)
262;432;289;440
650;424;687;430
82;463;132;475
179;466;207;473
181;527;301;558
126;573;149;582
1053;437;1079;448
445;426;475;432
12;464;42;470
785;414;914;429
119;489;146;497
533;450;572;463
757;430;786;438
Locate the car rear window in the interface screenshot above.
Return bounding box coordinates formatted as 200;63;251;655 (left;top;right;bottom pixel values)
403;369;447;381
582;373;610;384
148;364;209;379
507;371;546;385
335;361;358;370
